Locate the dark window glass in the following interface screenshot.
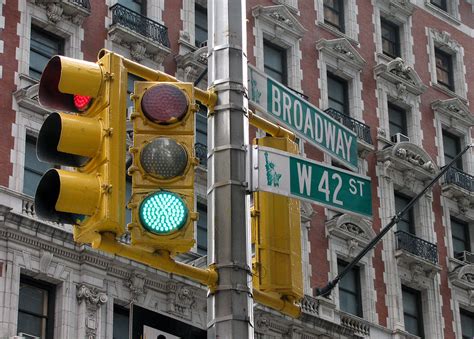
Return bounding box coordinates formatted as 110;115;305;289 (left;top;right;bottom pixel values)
196;106;207;146
443;130;462;170
23;135;54;197
395;193;415;234
324;0;344;32
18;277;55;339
402;286;424;337
388;103;407;137
381;18;400;58
127;73;145;111
435;48;454;91
338;260;362;317
328;73;349;115
264;41;287;86
113;305;130;339
197;203;207;254
461;309;474;339
29;26;64;80
431;0;447;11
451;218;470;258
118;0;146;14
195;4;208;47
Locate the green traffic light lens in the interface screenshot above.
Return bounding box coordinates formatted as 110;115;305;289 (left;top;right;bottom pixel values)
139;191;188;234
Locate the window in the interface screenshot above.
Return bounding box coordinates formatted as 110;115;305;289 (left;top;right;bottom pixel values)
118;0;145;14
402;286;424;337
388;103;407;137
29;26;64;80
127;73;145;111
461;309;474;339
435;48;454;91
23;135;54;197
197;203;207;254
451;218;470;258
263;41;287;86
443;130;462;170
338;260;362;317
196;106;207;147
18;277;55;339
381;18;400;58
395;193;415;234
327;73;349;115
430;0;447;11
324;0;344;32
195;4;207;47
113;305;130;339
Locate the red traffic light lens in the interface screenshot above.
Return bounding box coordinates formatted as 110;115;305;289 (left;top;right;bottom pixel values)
141;84;189;124
74;95;92;111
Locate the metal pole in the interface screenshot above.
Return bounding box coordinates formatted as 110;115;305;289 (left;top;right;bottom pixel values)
207;1;253;338
316;144;473;297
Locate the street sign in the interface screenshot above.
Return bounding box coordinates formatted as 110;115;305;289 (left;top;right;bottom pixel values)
248;65;358;171
252;146;372;218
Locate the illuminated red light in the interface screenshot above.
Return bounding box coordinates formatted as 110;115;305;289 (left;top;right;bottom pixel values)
141;84;188;124
73;95;92;112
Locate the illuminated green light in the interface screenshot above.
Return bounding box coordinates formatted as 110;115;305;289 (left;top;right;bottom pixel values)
139;191;188;234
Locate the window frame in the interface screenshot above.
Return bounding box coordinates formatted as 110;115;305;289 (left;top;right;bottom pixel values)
337;259;363;317
460;308;474;339
18;276;55;339
194;3;207;47
327;72;349;116
435;48;454;92
263;39;288;86
395;192;415;235
430;0;447;11
29;25;64;80
442;129;463;170
402;285;425;338
451;217;471;258
380;18;400;59
196;202;208;254
323;0;345;32
388;103;407;137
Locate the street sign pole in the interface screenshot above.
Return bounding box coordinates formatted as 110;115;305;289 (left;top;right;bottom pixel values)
207;1;253;338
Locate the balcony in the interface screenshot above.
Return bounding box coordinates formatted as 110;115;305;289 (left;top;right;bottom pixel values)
108;4;171;63
323;108;373;157
442;167;474;212
395;231;438;265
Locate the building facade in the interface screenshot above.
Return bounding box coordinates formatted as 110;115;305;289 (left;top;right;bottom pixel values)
0;0;473;338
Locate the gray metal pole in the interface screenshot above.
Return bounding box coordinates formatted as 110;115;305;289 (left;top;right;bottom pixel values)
207;0;253;338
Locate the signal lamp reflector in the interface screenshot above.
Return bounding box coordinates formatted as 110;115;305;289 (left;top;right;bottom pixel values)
141;84;189;124
73;95;92;112
139;191;188;234
140;137;188;179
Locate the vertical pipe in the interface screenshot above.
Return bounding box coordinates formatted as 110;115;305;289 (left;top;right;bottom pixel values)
207;0;253;338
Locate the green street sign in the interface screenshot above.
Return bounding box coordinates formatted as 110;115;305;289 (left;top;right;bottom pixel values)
249;65;358;171
253;146;372;218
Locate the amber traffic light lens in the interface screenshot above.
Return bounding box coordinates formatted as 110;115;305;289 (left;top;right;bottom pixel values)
141;84;189;124
140;137;188;179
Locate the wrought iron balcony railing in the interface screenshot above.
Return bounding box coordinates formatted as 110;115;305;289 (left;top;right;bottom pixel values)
195;142;207;167
287;86;309;101
70;0;91;10
323;108;373;145
110;4;170;47
444;166;474;192
395;230;438;264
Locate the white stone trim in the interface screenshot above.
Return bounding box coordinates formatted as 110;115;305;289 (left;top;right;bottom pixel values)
426;27;467;101
315;0;359;43
423;0;461;25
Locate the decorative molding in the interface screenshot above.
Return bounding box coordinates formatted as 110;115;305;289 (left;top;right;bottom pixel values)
252;5;306;40
374;57;427;96
175;45;207;84
316;38;366;71
449;264;474;291
326;214;375;248
166;282;197;321
34;0;91;25
13;84;51;116
126;270;146;302
431;98;474;127
77;284;108;339
384;0;416;16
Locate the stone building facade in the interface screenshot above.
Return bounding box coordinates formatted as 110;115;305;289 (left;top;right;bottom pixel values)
0;0;473;338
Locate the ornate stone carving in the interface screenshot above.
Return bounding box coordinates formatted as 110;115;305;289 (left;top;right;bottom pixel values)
130;42;147;62
77;284;108;339
374;57;427;95
125;271;146;302
269;11;293;27
39;250;53;274
252;5;306;39
316;38;366;71
394;147;436;173
389;58;413;82
333;44;355;59
431;29;460;50
167;283;197;320
431;98;474;127
326;214;375;248
46;3;64;23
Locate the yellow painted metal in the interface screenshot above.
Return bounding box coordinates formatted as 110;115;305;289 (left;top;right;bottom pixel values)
57;56;103;98
57;113;102;158
252;136;304;312
128;82;198;255
94;232;218;290
248;110;296;141
55;169;100;216
253;289;301;318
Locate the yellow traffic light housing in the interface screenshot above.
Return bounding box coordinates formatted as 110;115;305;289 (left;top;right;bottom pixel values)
252;136;304;303
35;52;127;245
128;82;199;255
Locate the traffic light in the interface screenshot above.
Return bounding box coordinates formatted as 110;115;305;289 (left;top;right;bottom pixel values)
251;136;303;304
127;82;199;255
35;52;127;245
